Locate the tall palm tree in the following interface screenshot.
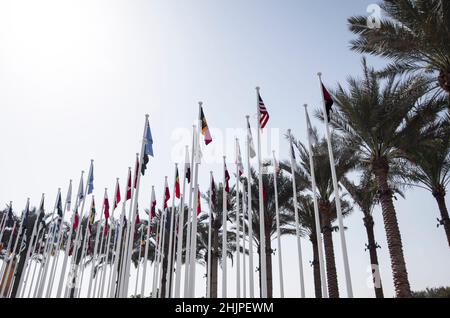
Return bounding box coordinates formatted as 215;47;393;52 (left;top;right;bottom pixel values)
282;133;355;298
348;0;450;102
404;125;450;247
330;58;445;297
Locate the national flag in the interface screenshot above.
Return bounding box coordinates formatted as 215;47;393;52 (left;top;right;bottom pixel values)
21;200;30;236
236;140;244;177
88;198;96;232
56;192;63;218
262;183;267;203
184;149;191;184
141;121;154;176
321;83;334;121
7;204;13;221
211;176;217;210
134;157;139;189
224;163;230;193
175;168;181;199
246;117;256;159
87;161;94;195
150;187;157;219
197;188;202;215
305;109;318;146
258;92;270;130
136;204;141;225
38;196;45;219
114;181;121;211
73;209;80;231
164;180;170;209
65;181;72;211
126;169;132;200
78;174;85;201
200;107;213;146
104;194;110;236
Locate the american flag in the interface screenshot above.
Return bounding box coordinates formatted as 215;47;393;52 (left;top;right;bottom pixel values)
258;93;270;129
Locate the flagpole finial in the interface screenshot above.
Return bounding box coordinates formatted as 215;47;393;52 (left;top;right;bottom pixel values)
145;114;149;118
175;163;178;167
287;128;292;134
303;104;308;108
317;72;322;77
136;153;139;156
246;115;250;119
199;101;203;106
256;86;260;92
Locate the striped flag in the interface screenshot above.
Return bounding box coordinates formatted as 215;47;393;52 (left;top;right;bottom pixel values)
224;163;230;193
258;93;270;129
200;106;213;146
113;181;121;211
104;194;110;235
164;179;170;209
175;168;181;199
321;83;334;121
126;169;132;201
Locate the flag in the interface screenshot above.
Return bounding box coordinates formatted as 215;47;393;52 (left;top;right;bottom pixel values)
197;188;201;215
114;182;121;211
87;161;94;195
104;194;110;236
246;117;256;159
88;198;96;232
136;204;141;225
56;192;63;218
141;121;154;176
7;204;13;221
185;149;191;184
134;157;139;189
126;169;132;200
258;92;270;129
321;83;334;121
21;201;30;236
224;163;230;193
66;181;72;211
236;140;244;177
200;107;213;145
194;127;203;164
164;180;170;209
211;176;217;210
175;168;181;199
73;209;79;231
305;109;318;146
78;174;85;201
150;188;157;219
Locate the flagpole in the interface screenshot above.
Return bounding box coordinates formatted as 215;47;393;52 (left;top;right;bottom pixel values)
110;202;126;298
206;171;213;298
245;115;255;298
183;126;196;298
27;226;45;298
318;72;353;298
165;163;178;298
272;151;285;298
304;104;328;298
175;146;189;298
154;176;168;298
157;189;169;299
0;220;17;290
242;184;247;298
221;156;228;298
20;223;44;298
141;186;154;297
235;138;241;298
256;86;268;298
134;227;144;296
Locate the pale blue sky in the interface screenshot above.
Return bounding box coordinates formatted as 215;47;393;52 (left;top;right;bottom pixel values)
0;0;449;298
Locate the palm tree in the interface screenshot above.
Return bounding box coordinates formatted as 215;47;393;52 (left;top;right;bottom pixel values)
330;58;445;297
282;133;355;298
243;169;301;298
348;0;450;103
404;125;450;247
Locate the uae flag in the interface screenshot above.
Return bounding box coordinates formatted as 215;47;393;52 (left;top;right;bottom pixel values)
104;194;110;236
175;168;181;199
321;83;334;121
164;180;170;209
224;164;231;193
258;92;270;130
126;169;132;200
200;106;213;145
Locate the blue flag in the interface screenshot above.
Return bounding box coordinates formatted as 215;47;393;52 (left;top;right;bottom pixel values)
87;162;94;194
141;122;154;176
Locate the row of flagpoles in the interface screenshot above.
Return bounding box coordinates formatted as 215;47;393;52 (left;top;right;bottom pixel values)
0;73;353;298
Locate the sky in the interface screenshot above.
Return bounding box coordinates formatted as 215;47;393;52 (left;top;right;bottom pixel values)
0;0;449;298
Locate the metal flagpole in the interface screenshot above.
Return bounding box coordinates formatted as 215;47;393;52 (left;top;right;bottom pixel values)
242;184;247;298
109;202;126;298
235;138;241;298
157;190;169;298
153;177;168;298
287;129;306;298
151;206;162;298
165;164;179;297
141;185;155;297
206;172;213;298
27;226;45;298
20;222;44;298
318;73;353;298
272;151;284;298
245;115;255;298
256;86;267;298
174;145;189;298
304;104;328;298
221;156;228;298
134;227;144;296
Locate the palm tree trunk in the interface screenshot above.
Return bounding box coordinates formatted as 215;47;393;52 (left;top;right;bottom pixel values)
310;233;322;298
432;187;450;248
320;202;339;298
363;213;384;298
374;162;411;298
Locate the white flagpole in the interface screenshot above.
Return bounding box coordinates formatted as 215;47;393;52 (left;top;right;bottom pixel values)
153;177;168;298
151;207;162;298
87;191;106;298
76;227;91;298
221;156;228;298
174;146;189;298
157;192;169;298
0;221;16;288
109;202;126;298
20;223;44;298
256;86;267;298
287;129;306;298
183;126;196;298
56;171;83;298
272;151;284;298
165;164;178;298
304;104;328;298
318;73;353;298
245;115;255;298
206;171;213;298
141;185;155;297
134;227;144;296
242;184;247;298
27;226;45;298
235;138;241;298
16;194;44;297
